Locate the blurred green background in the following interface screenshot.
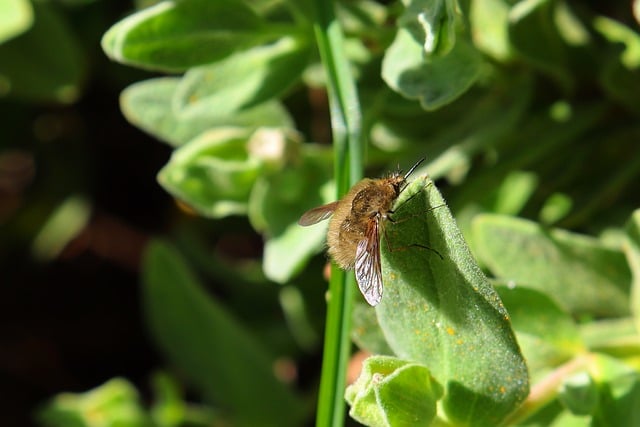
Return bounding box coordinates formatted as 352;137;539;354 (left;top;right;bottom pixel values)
1;1;179;425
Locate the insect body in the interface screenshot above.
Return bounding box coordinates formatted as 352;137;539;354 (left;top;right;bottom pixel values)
298;159;424;306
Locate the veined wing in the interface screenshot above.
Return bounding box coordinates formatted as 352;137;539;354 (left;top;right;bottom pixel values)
354;217;383;306
298;201;339;226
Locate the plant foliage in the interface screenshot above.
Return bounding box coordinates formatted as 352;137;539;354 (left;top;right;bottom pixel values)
6;0;638;425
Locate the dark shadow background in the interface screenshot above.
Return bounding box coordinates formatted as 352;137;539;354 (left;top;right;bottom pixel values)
0;2;173;425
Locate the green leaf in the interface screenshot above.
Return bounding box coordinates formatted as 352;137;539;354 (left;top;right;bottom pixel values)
345;355;443;427
470;0;511;61
473;214;632;317
594;16;640;69
101;0;274;72
491;170;538;215
249;151;333;283
120;78;293;147
579;318;640;361
590;354;640;427
399;0;458;57
539;192;573;225
351;302;394;355
558;372;599;416
593;16;640;114
31;196;91;261
0;0;33;43
157;128;261;217
382;27;483;110
508;0;572;90
173;36;309;117
0;2;85;103
36;378;153;427
150;371;218;426
625;209;640;332
142;240;304;427
494;283;585;373
149;372;187;427
376;177;529;426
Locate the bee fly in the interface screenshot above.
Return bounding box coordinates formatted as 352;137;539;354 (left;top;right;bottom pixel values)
298;158;429;306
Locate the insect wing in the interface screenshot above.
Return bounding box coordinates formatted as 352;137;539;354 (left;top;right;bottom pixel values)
298;201;339;226
354;218;383;306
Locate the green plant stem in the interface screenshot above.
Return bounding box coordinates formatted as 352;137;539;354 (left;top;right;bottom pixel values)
312;1;363;426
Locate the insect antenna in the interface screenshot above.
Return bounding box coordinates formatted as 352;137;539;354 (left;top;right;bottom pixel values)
403;157;425;180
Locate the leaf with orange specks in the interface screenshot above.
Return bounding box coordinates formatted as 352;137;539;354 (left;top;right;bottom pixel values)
370;176;529;427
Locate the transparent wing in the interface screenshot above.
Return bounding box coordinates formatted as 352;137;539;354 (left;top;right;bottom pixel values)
298;201;339;226
354;218;383;306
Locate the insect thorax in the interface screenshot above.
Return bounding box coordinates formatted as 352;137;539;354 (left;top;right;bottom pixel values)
351;180;400;219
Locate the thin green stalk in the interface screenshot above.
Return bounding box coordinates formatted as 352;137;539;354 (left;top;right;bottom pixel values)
312;1;363;426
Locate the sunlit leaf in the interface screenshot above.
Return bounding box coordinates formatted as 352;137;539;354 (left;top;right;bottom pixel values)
382;27;482;110
0;0;33;43
399;0;458;56
101;0;274;72
36;378;152;427
345;355;443;427
250;152;333;283
375;177;529;426
120;78;293;147
157;129;260;218
173;36;310;117
470;0;511;60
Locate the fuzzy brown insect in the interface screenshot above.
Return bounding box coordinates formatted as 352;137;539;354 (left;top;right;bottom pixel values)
298;159;424;306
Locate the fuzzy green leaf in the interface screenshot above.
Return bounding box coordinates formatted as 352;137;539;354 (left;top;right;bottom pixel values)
142;240;304;427
101;0;272;72
173;36;309;117
382;27;483;110
473;214;632;317
375;177;529;426
399;0;458;57
120;78;293;147
157;129;260;217
345;355;443;427
249;152;333;283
